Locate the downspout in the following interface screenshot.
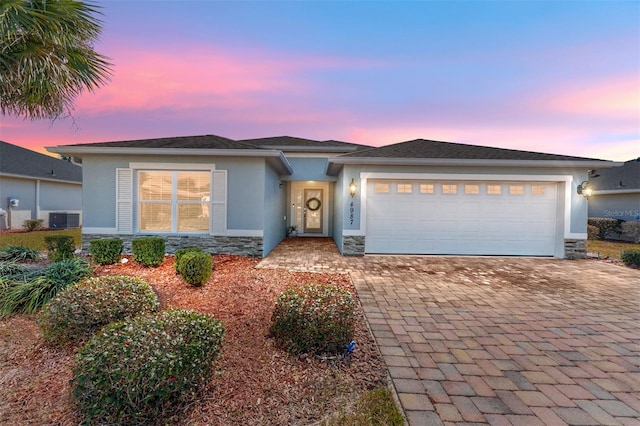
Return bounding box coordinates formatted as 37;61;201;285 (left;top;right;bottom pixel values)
36;179;41;222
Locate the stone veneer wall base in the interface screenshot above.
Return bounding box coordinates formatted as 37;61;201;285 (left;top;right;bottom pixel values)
342;235;365;256
564;239;587;260
82;234;264;258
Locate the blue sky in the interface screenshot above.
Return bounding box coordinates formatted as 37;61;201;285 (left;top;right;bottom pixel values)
2;0;638;161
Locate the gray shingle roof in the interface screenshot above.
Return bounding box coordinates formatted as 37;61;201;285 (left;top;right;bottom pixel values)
589;158;640;191
0;141;82;183
239;136;368;151
64;134;256;150
340;139;605;161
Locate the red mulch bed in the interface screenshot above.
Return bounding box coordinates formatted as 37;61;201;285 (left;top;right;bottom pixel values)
0;255;387;425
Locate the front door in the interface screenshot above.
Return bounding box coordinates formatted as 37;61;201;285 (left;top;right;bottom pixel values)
303;189;323;233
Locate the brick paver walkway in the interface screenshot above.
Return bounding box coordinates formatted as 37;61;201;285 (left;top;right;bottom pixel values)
259;239;640;425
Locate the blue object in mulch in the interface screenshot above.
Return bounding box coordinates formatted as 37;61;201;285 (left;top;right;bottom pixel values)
343;340;356;366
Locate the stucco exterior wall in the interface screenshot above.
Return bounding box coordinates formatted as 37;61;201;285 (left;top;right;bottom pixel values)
0;175;81;228
262;163;287;255
81;154;267;233
589;193;640;222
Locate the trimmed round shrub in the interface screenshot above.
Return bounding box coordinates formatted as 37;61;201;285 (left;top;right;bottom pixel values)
44;235;75;261
174;247;203;272
90;238;124;265
177;251;212;287
38;275;159;345
72;309;225;424
587;224;600;241
621;250;640;268
131;237;165;267
270;283;355;355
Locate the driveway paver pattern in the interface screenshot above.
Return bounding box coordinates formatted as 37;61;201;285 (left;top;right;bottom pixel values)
259;238;640;425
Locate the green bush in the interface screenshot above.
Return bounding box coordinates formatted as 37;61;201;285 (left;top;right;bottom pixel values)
588;217;622;240
587;224;600;241
0;258;90;317
621;222;640;243
90;238;123;265
131;237;165;267
0;245;41;262
270;283;355;355
23;219;44;232
620;250;640;268
174;247;203;272
177;251;212;287
38;275;159;345
44;235;75;261
73;309;225;424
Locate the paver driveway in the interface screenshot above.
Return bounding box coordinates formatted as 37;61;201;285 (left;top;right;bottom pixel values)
259;239;640;425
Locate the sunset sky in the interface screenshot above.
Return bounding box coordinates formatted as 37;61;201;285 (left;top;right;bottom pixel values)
1;0;638;161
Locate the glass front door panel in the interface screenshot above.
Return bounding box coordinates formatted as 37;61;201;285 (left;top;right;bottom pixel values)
304;189;323;233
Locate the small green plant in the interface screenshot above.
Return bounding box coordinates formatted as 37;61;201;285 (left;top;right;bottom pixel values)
323;386;404;426
177;251;212;287
174;247;203;272
271;283;355;355
132;237;165;267
23;219;44;232
0;245;41;262
0;258;90;317
38;275;159;345
72;309;225;424
89;238;123;265
0;261;30;279
620;250;640;268
44;235;75;261
587;224;600;241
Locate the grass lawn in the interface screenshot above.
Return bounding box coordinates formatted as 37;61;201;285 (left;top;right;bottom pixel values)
0;228;82;250
588;239;640;259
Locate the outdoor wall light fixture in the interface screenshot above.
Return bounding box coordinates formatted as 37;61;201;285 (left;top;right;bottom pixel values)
349;178;357;198
576;181;592;199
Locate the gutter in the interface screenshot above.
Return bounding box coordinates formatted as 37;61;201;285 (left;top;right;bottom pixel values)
326;157;622;175
46;146;294;176
0;172;81;185
591;189;640;195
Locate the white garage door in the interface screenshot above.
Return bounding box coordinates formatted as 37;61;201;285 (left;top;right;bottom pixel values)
366;180;558;256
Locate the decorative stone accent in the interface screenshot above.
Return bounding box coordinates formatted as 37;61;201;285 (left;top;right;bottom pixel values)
343;235;365;256
564;239;587;260
82;234;264;257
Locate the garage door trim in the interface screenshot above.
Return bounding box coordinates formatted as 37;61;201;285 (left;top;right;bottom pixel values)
352;173;575;258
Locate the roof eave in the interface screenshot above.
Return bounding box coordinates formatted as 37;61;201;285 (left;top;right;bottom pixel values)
327;157;621;171
0;171;82;184
591;188;640;195
46;146;293;175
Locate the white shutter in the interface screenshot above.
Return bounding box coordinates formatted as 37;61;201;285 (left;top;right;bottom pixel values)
211;170;227;235
116;168;133;234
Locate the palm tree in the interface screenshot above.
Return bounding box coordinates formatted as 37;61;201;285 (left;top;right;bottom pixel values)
0;0;112;120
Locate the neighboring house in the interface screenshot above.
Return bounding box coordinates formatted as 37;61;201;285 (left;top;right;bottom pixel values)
587;158;640;222
48;135;618;259
0;141;82;229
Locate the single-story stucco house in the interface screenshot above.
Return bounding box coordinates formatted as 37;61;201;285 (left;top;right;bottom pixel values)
0;141;82;229
587;158;640;222
48;135;619;259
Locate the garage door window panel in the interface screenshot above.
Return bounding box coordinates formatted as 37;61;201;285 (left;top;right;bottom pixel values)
509;185;525;195
464;184;480;194
487;184;502;195
442;184;457;194
420;184;434;194
397;183;413;193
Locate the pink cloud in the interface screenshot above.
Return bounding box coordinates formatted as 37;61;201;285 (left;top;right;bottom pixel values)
539;74;640;119
75;41;369;115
